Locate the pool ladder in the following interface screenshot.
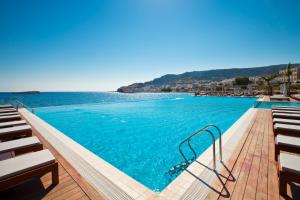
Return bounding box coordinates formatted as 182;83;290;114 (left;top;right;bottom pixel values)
169;125;223;176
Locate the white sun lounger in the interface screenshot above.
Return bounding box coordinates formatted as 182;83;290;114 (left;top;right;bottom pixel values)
272;110;300;114
270;96;290;101
276;135;300;148
0;149;59;190
274;123;300;136
0;125;32;140
272;106;300;111
278;152;300;196
0;136;42;154
279;153;300;174
0;109;17;114
273;113;300;120
0;120;27;129
0;112;19;117
0;105;14;109
273;118;300;126
0;115;21;123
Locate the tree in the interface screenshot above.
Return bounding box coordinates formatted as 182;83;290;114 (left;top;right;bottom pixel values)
260;74;278;95
284;62;292;96
161;87;172;92
235;76;250;86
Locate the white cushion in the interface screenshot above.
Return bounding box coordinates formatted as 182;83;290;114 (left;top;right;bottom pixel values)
273;118;300;126
0;149;55;180
0;136;41;154
0;115;21;120
0;112;19;117
274;123;300;132
0;120;27;128
0;125;31;136
280;153;300;175
276;135;300;148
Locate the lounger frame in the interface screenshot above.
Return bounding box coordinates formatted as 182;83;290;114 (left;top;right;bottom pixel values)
0;161;59;191
275;143;300;161
278;160;300;197
0;143;43;156
0;129;32;141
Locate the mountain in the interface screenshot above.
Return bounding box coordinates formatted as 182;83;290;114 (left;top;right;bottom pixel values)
117;64;298;93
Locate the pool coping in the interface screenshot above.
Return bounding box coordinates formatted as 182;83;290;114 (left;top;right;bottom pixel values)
19;107;257;200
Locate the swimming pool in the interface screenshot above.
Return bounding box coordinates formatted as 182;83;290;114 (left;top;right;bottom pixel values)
254;101;300;109
13;93;254;191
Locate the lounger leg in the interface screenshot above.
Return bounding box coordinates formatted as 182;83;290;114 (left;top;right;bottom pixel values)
275;145;279;161
52;163;59;185
279;172;287;196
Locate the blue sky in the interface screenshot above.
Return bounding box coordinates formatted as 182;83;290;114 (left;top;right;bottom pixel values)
0;0;299;91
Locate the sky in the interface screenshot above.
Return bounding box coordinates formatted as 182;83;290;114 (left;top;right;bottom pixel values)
0;0;300;92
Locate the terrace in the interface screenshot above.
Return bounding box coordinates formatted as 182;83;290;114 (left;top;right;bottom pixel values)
1;99;300;199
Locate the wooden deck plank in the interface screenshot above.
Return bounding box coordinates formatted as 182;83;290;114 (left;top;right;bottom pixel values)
243;110;266;199
229;111;265;200
255;109;269;200
217;110;263;199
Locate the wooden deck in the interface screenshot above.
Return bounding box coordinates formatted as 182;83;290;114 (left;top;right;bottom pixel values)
0;120;105;200
207;109;300;200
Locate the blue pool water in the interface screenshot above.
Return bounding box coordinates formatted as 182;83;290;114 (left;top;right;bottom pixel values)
0;92;256;191
254;101;300;109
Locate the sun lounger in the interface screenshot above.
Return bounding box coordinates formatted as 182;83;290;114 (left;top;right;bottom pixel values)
278;152;300;196
0;125;32;141
0;105;14;109
0;136;42;155
0;120;27;129
272;110;300;114
0;107;16;110
0;112;19;117
0;115;21;123
275;135;300;160
272;113;300;120
274;123;300;137
270;96;290;101
273;118;300;126
0;109;17;114
0;149;59;190
272;106;300;111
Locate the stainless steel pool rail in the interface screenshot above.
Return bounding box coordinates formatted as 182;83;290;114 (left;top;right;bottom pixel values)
178;124;222;170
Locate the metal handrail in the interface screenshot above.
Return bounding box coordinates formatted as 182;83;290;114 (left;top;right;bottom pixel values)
178;124;222;170
202;124;222;161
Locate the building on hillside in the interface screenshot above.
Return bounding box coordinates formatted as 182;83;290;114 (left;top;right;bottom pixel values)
278;65;300;83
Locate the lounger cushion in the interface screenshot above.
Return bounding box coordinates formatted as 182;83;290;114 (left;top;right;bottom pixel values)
0;105;14;109
272;110;300;114
0;125;31;136
273;113;300;119
0;149;55;180
0;120;27;128
272;106;300;110
273;118;300;126
274;123;300;133
280;152;300;175
276;135;300;148
0;136;41;154
0;109;17;114
0;112;18;117
0;115;21;123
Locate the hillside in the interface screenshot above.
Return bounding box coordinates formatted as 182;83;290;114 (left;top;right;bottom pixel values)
117;64;297;93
